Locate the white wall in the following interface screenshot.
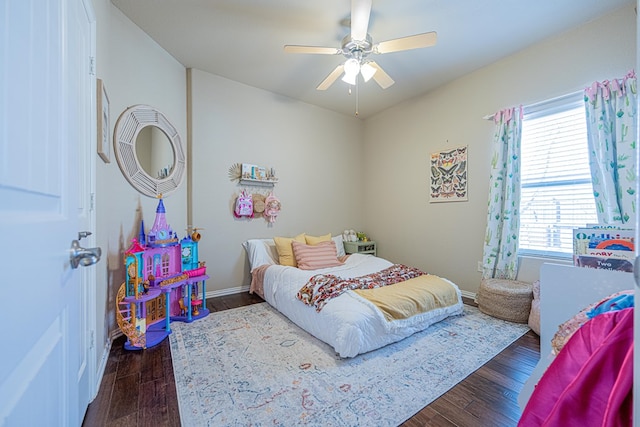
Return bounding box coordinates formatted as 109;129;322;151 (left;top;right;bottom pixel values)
189;69;363;293
92;0;187;369
362;4;636;296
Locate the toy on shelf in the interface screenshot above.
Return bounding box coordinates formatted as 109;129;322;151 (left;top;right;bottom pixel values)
116;198;210;350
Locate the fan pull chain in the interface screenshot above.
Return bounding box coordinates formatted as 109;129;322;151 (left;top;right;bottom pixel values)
346;80;359;117
355;78;359;117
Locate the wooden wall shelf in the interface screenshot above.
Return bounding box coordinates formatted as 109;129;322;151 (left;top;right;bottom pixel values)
239;178;278;187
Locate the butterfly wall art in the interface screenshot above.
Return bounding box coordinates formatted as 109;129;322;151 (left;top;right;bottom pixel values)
429;146;468;202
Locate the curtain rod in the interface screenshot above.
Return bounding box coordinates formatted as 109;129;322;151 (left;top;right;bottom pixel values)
482;90;583;121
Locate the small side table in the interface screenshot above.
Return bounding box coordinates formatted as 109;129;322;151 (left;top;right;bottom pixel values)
343;240;377;256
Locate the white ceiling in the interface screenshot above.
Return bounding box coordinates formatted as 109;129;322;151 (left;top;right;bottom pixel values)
111;0;633;119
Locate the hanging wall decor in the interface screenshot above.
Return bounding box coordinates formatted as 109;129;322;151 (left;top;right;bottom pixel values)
252;193;266;216
234;190;254;218
429;145;468;203
264;192;281;223
97;79;111;163
229;163;280;224
228;163;242;181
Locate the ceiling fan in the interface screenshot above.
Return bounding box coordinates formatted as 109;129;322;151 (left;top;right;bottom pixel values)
284;0;437;91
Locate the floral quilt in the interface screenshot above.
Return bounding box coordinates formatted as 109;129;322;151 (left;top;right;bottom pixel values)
297;264;425;312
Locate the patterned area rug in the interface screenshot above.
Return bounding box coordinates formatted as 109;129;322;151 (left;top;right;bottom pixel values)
169;302;529;426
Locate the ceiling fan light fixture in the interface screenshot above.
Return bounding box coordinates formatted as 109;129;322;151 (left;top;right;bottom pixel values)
343;58;360;77
360;62;377;82
285;0;435;94
341;72;357;85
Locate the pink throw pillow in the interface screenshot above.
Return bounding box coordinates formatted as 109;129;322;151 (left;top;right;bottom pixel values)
292;241;343;270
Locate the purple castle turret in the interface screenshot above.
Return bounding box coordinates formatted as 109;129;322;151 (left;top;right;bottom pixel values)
138;220;146;245
147;198;178;247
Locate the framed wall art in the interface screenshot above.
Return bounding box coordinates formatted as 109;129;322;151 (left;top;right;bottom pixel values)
429;145;468;203
97;79;111;163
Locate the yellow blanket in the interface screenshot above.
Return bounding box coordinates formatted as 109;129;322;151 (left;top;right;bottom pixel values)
353;274;458;321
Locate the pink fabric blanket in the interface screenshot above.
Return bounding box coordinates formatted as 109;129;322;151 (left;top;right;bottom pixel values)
519;307;633;427
297;264;425;312
249;265;270;298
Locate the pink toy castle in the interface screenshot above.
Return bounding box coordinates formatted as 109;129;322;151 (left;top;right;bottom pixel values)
116;198;208;350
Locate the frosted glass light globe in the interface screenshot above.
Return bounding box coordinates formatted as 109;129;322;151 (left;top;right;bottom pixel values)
343;58;360;76
360;62;377;82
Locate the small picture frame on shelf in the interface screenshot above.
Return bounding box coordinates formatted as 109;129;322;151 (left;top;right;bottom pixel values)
241;163;257;179
97;79;110;163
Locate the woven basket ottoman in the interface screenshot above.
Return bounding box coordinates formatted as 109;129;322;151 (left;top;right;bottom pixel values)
476;278;533;323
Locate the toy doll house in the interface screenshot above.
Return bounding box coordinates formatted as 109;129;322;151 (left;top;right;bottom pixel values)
116;198;209;350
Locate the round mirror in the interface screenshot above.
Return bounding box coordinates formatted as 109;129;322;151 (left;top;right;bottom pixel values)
135;126;175;179
113;105;185;198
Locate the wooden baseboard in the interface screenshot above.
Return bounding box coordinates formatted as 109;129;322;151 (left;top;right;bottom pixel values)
206;285;250;298
460;289;476;301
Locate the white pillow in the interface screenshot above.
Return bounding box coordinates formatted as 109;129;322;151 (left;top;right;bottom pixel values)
332;235;346;257
242;239;278;270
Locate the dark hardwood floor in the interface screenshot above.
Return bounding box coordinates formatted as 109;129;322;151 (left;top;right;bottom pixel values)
83;294;540;427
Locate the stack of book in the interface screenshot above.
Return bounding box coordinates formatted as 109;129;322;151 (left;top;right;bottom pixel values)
573;225;635;272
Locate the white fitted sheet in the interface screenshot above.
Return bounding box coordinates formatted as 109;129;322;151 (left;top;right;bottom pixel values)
261;253;464;358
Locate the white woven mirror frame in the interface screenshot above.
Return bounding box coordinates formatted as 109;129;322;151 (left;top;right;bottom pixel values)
113;104;185;198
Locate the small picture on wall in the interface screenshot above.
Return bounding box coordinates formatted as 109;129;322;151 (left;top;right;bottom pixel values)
97;79;110;163
429;145;468;202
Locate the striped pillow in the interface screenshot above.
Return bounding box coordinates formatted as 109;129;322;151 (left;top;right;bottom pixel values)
292;240;343;270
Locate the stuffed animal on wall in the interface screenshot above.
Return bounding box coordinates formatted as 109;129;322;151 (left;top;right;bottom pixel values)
264;192;281;223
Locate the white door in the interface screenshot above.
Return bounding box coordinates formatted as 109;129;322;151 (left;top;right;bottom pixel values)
0;0;97;425
73;0;98;419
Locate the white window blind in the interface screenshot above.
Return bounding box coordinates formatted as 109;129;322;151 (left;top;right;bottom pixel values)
518;93;598;257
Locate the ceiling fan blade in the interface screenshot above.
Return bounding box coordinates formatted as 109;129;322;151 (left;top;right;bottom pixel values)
317;64;345;91
284;45;341;55
368;61;394;89
375;31;437;54
350;0;372;41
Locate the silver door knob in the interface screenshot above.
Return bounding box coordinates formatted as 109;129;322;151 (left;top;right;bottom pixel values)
70;240;102;269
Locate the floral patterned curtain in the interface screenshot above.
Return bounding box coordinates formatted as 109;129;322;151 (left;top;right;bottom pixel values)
584;71;637;224
481;106;523;280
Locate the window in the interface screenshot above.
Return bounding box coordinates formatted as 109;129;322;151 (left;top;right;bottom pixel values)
518;93;598;257
161;253;170;276
146;256;153;277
